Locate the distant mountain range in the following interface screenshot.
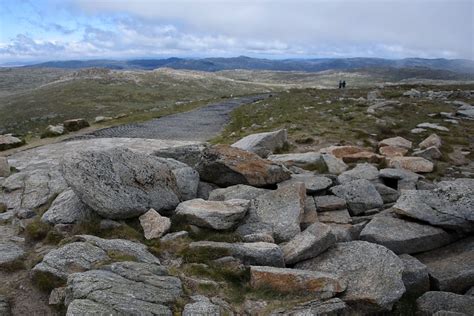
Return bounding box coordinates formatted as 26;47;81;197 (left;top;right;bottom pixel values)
25;56;474;74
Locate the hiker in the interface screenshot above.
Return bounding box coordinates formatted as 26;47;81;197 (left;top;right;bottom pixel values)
342;80;346;89
338;80;342;89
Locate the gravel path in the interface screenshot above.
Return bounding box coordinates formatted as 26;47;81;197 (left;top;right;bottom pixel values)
74;94;270;141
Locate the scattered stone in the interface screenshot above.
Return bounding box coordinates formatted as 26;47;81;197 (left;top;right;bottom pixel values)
94;116;112;123
49;287;66;306
416;237;474;294
197;145;291;187
379;168;421;190
416;291;474;315
175;198;249;230
367;100;400;114
280;222;336;265
231;129;288;157
318;209;351;224
42;125;65;138
330;179;384;215
41;189;94;225
270;298;348;315
419;133;442;149
0;157;10;177
65;261;182;315
387;156;434;173
360;215;454;254
411;128;427;134
0;296;10;316
188;241;285;267
379;146;408;157
321;153;348;174
61;148;181;219
314;195;347;212
139;208;171;239
374;183;400;203
250;266;345;298
0;241;25;269
267;152;322;169
403;89;422;98
160;231;189;242
183;296;220;316
399;254;430;297
63;118;90;132
343;151;385;164
417;122;449;132
367;90;382;101
279;174;332;194
208;184;268;201
250;182;305;242
393;179;474;232
337;163;379;184
379;136;412;149
413;146;442;161
320;145;382;164
0;134;24;151
296;241;405;312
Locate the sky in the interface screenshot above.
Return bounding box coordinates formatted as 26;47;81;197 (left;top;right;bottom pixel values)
0;0;473;63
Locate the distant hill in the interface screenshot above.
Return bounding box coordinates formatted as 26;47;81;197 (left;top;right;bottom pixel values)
26;56;474;74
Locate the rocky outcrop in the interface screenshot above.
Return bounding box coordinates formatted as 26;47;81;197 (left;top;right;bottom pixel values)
175;198;249;230
250;266;345;298
139;209;171;239
61;148;181;219
360;215;454;254
416;291;474;315
65;261;183;315
330;179;383;215
415;237;474;294
231;129;288;157
41;189;94;225
197;145;291;187
393;179;474;232
296;241;405;312
208;184;268;201
188;241;285;267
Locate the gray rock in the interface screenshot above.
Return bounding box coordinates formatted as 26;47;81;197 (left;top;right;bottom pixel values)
0;157;10;177
360;215;454;254
188;241;285;267
41;189;94;225
153;144;207;169
416;291;474;315
330;179;384;215
160;231;189;242
175;198;249;230
65;261;182;315
267;152;322;169
155;157;199;201
279;174;333;194
379;168;421;190
314;195;347;212
0;241;25;268
43;125;65;137
367;100;400;114
419;133;442;149
182;296;220;316
208;184;268;201
301;195;318;229
250;182;305;242
393;179;474;232
0;295;10;316
367;89;382;101
0;134;23;151
61;148;181;219
242;233;275;243
374;183;400;203
270;298;348;316
337;163;379;184
196;181;219;200
139;209;171;239
416;237;474;294
63;118;89;132
318;209;351;224
66;299;116;315
379;136;413;149
417;122;449;132
231;129;288;157
32;235;160;283
399;254;430;297
321;153;348;174
49;287;67;306
280;222;336;265
296;241;405;312
197;145;291;187
413;146;442;161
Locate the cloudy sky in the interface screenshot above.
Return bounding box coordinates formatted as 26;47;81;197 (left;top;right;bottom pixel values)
0;0;473;63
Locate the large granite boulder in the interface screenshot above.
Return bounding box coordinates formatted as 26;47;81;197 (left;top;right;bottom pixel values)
399;254;430;297
393;179;474;233
416;291;474;315
330;179;383;215
41;189;94;225
280;222;336;265
250;266;345;298
197;145;290;187
231;129;288;157
415;237;474;294
175;198;249;230
61;148;181;219
208;184;268;201
188;241;285;267
295;241;405;312
360;215;454;254
156;157;200;201
65;261;182;315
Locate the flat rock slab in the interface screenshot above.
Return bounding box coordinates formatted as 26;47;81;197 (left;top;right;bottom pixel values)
208;184;268;201
279;174;333;194
231;129;287;157
360;215;454;254
393;178;474;233
65;261;182;315
175;198;249;230
250;266;345;298
0;241;25;268
314;195;347;212
295;241;405;312
415;237;474;294
337;163;379;184
188;241;285;267
387;156;434;173
267;152;322;169
379;136;413;149
416;291;474;315
330;179;383;215
41;189;94;225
